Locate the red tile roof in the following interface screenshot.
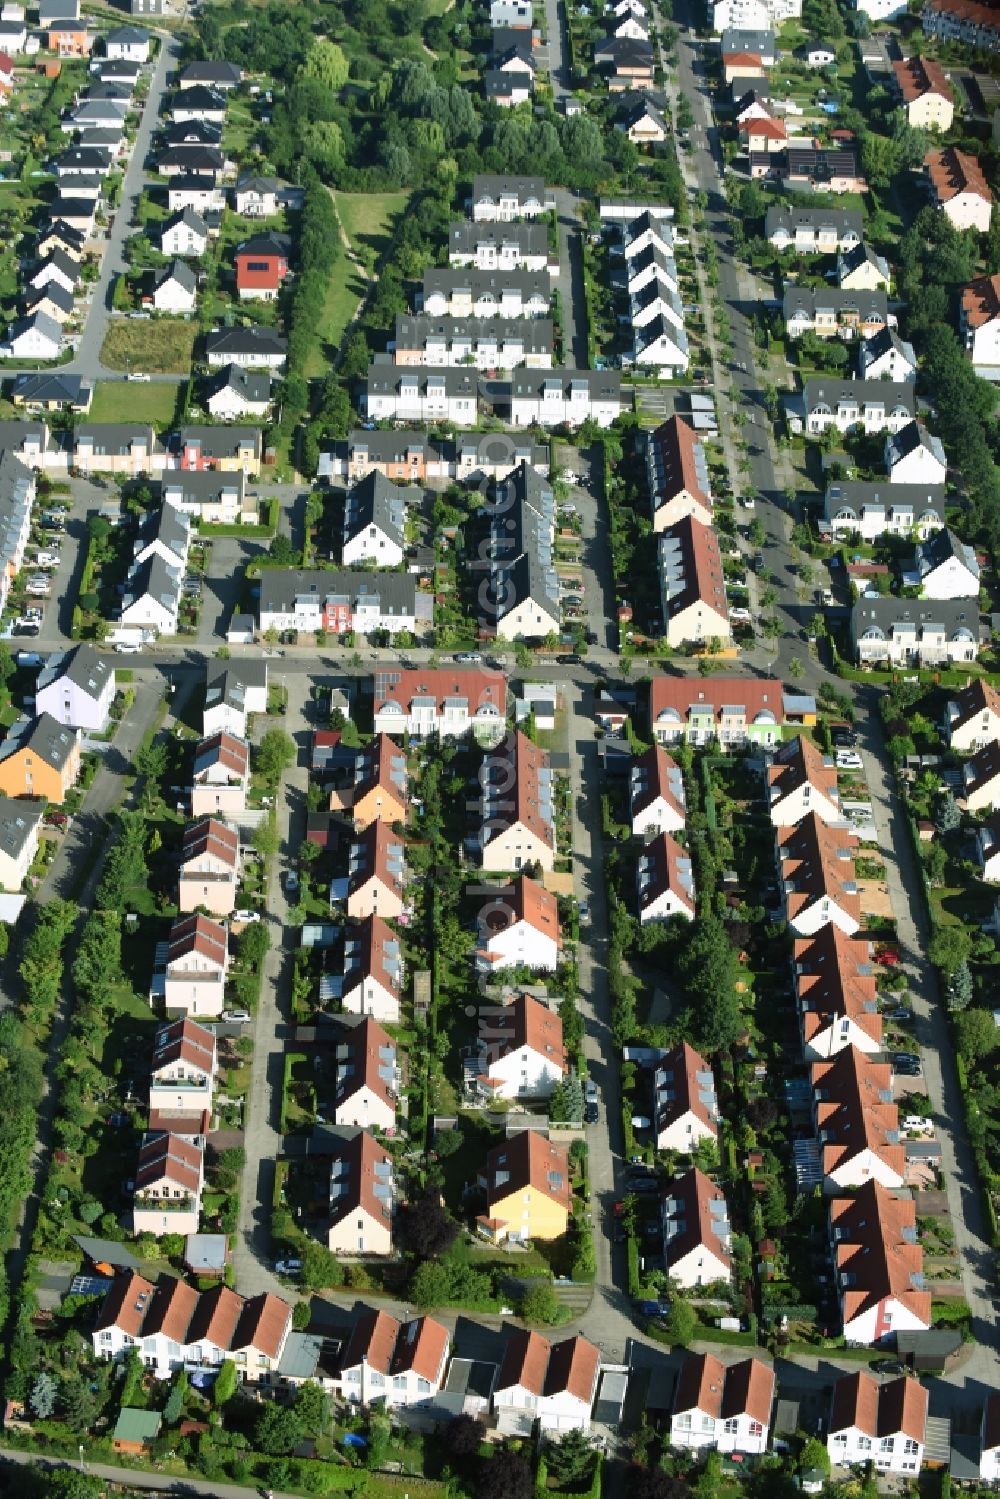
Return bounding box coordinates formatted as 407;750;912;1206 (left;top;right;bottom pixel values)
194;731;249;780
483;730;555;852
665;1166;732;1275
740;114;786;140
660;514;728;627
925;147;992;206
350;819;406;902
543;1335;600;1404
829;1180;931;1332
794;925;881;1050
180;816;239;870
352;733;408;819
777;812;860;927
373;667;508;721
94;1271;156;1338
327;1129;395;1233
653;1041;718;1139
647;415;712;513
811;1048;903;1181
335;1016;398;1115
892;55;952;104
391;1316;450;1383
135;1132;203;1196
722;1358;775;1427
186;1284;244;1350
340;1308;400;1375
650;676;784;731
232;1292;291;1360
152;1016;216;1076
948;676;1000;729
343;913;403;1001
833;1372;927;1442
630;743;687;824
487;991;565;1071
767;733;839;819
481;872;560;948
485;1131;571;1215
497;1327;550;1396
141;1276;200;1343
674;1351;726;1420
637;830;696;919
166;913;228;970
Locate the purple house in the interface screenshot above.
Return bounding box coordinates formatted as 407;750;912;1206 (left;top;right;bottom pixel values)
35;644;116;732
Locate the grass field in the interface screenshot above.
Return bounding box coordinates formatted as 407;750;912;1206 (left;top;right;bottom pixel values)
89;378;179;426
100;319;196;374
333;189;410;266
304;263;368;379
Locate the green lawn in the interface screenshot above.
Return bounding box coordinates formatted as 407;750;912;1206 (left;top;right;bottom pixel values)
304;264;368;379
333;189;411;265
89;379;179;427
100;319;196;375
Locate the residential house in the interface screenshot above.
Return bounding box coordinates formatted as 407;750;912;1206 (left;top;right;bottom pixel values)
594;34;656;83
481;1131;571;1242
733;85;774;123
372;666;507;744
637;830;696;924
713;0;801;25
480;730;556;873
156;143;227;179
205;365;272;421
754;147;866;193
885;421;948;485
393;314;552;371
336;1310;449;1408
671;1354;775;1454
487;461;561;641
23;282;73;325
910;526;980;599
148;260;197;313
858;0;908;16
333;1016;400;1133
47;20;94;55
794;924;882;1060
149;1016;216;1121
347;819;407;921
202;660;268;739
892;55;953;130
326;1128;395;1255
922;0;1000;50
963;740;1000;812
0;713;80;803
233;174;284;216
163;913;228;1019
172;426;261;476
341;914;403;1022
767;207;866;249
634;313;690;374
0;797;42;891
191;732;249;816
159;208;209;258
132;1132;204;1237
838;242;891;292
484;68;533;107
663;1167;732;1288
826;1372;927;1475
980;1394;1000;1484
783;287;891;341
858;328;918;383
0;18;24;50
852;596;979;666
341;734;408;831
257;568;418;637
791;379;915;437
777;812;860;937
133;502;190;572
163;469;250;525
476;873;561;972
646;415;712;532
925;147;993;231
830;1181;931;1345
205;326;287;371
538;1336;601;1435
492;1329;550;1433
657;516;731;649
490;0;533;23
342;472;409;567
35;644;115;732
448;220;550;271
12;372;92;412
616;93;668;143
946;678;1000;752
329;429;446;484
0;312;62;361
961;272;1000;378
630;743;687;837
739;112;788;154
477;991;566;1100
472;175;550;221
652;1041;719;1154
105;24;149;60
812;1048;904;1191
74;423;156;477
234;232;290;302
509;368;623;428
118;554;182;638
767;734;841;827
0;452;36;615
420;267;550;319
177;816;239;917
648;676;789;751
365;366;479;427
176;61;242;90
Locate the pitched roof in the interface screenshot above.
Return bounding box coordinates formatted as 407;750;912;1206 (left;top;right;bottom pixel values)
630;743;687;823
352;733;408;815
185;1283;244;1349
481;872;560;948
152;1016;215;1076
327;1128;395;1232
180;816;239;870
673;1351;726;1419
343;913;403;1000
193;731;249;781
811;1047;903;1180
543;1335;600;1403
166;912;227;970
334;1015;398;1115
649;676;785;728
830;1370;880;1437
93;1270;155;1336
135;1132;203;1195
925;147;992;205
893;54;952;104
948;678;1000;735
485;1130;571;1214
830;1372;927;1442
340;1307;399;1374
829;1180;930;1331
647;415;711;514
486;992;565;1071
794;925;881;1049
483;729;555;852
664;1166;732;1274
391;1316;450;1382
232;1292;291;1359
349;818;406;901
496;1327;550;1394
658;515;728;625
983;1392;1000;1453
652;1041;718;1139
963;739;1000;798
0;712;78;773
740;113;786;140
141;1275;200;1343
0;797;42;862
637;830;696;919
777;812;860;926
722;1358;775;1426
767;733;839;817
915;525;980;584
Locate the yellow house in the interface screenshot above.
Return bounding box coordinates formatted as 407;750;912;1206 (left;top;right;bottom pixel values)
341;734;408;831
0;713;80;804
480;1131;571;1244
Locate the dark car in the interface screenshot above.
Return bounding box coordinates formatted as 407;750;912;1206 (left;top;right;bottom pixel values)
832;729;858;748
626;1178;661;1195
872;1359;907;1375
638;1299;671;1317
584;1102;598;1124
892;1052;920;1067
614;1224;628;1243
13;623;39;636
557;653;579;665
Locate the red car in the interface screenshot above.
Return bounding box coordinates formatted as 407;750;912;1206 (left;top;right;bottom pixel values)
876;946;901;966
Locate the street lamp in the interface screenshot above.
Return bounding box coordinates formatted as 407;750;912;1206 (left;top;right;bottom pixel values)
78;1444;85;1472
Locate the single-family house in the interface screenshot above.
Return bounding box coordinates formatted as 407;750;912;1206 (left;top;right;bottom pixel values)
838;242;891;292
133;501;190;572
163;469;249;526
616;93;668;143
481;1131;571;1243
476;991;566;1100
342;472;408;568
492;1328;550;1433
812;1048;904;1191
477;873;561;972
630;743;687;836
652;1041;719;1154
777;812;860;937
827;1372;927;1475
132;1131;204;1237
637;830;696;924
163;912;228;1019
148;260;197;313
347;819;407;921
925;147;993;232
910;526;981;599
0;797;42;891
333;1015;400;1133
205;325;287;371
963;740;1000;812
538;1336;601;1435
767;734;841;827
105;24;148;60
830;1181;931;1345
663;1167;732;1288
961;271;1000;378
946;678;1000;752
149;1015;216;1120
0;312;62;361
671;1354;775;1455
204;365;272;421
234;232;290;302
202;660;268;739
118;554;181;637
177;816;239;917
342;734;407;831
858;327;918;383
35;644;115;732
191;732;249;817
326;1128;395;1256
159;207;209;259
341;914;403;1022
480;730;555;873
885;421;948;485
0;713;80;803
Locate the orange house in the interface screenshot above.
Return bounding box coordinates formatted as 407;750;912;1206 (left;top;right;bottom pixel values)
0;713;81;803
47;22;94;55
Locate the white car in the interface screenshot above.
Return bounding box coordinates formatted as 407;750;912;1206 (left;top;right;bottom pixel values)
730;607;752;622
127;372;151;382
25;579;51;596
233;908;261;924
740;495;755;509
115;641;142;654
222;1009;251;1023
836;751;863;770
33;552;59;568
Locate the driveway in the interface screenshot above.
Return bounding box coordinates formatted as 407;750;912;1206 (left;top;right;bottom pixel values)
35;478;110;649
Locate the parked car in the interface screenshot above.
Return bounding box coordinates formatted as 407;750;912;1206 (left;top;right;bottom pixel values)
585;1079;598;1104
871;1359;906;1376
454;651;482;664
233;909;261;924
221;1009;251;1024
274;1258;303;1275
578;898;590;925
883;1006;913;1022
284;869;299;894
115;642;142;654
584;1102;598;1124
836;751;863;770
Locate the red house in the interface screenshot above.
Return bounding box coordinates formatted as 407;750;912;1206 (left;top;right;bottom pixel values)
0;52;14;93
234;232;291;302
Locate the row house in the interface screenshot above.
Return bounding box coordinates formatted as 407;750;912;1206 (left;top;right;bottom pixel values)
335;1309;449;1409
420;268;550;319
149;1016;216;1122
713;0;802;27
333;1015;400;1133
630;742;687;837
813;1047;904;1192
326;1128;395;1256
509;368;623;428
764;204;863;253
203;660;268;740
925;147;993;232
892;55;954;131
767;734;841;827
328;430;448;485
177;816;240;918
946;678;1000;752
671;1354;775;1455
637;831;696;924
132;1131;204;1237
783;287;891;342
851;597;979;667
921;0;1000;51
471;174;551;221
341;914;403;1022
480;729;555;873
163;469;251;526
487;461;561;641
790;379;915;437
492;1328;601;1436
633;312;690;375
646;414;712;533
830;1180;930;1345
372;666;508;745
92;1271;290;1383
257;568;418;637
393;314;553;371
341;734;408;831
191;731;249;817
885;421;948;486
838;241;890;293
75;422;157;477
348;819;407;921
658;516;731;649
133;501;189;573
171;426;262;477
481;1131;570;1243
163;913;228;1020
752;147;867;193
827;1372;928;1475
476;873;561;972
663;1166;732;1288
649;676;789;751
794;925;882;1061
963;739;1000;812
960;272;1000;378
475;991;566;1100
365;366;478;427
448;219;551;271
116;554;178;638
0;453;37;617
652;1041;719;1154
626;243;680;300
777;812;860;938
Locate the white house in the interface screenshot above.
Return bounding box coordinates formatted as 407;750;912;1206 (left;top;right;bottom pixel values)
636;830;695;924
0;797;42;891
947;679;1000;752
203;660;268;739
829;1181;931;1346
658;518;731;651
163;913;228;1019
663;1168;732;1288
925;148;992;233
777;813;860;937
910;527;980;600
132;1132;204;1238
159;208;209;258
105;25;149;60
372;667;507;745
134;502;190;572
365;367;479;427
824;480;946;541
149;260;197;313
827;1373;927;1476
1;312;62;361
35;643;115;732
634;314;690;375
767;734;841;827
854;0;908;17
204;365;272;421
961;273;1000;379
652;1041;719;1154
980;1394;1000;1485
342;472;408;567
333;1016;400;1133
812;1049;904;1192
480;731;556;874
472;174;549;222
793;379;915;437
163;471;249;527
118;554;182;638
335;1310;449;1409
477;991;565;1101
963;741;1000;813
477;873;561;972
341;915;402;1023
671;1354;775;1455
538;1336;601;1435
858;328;918;383
492;1328;549;1435
630;743;687;836
509;369;622;429
851;597;979;669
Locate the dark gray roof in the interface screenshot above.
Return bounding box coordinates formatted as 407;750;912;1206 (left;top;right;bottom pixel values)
74;1235;140;1270
472;173;546;202
594;34;654;62
12;373;92;407
5;312;62;348
40;219;86;250
720;25;775;51
24;281;74;317
825;480;945;514
487;462;560;628
157;144;225;172
236;173;285;193
484;69;533;96
783;287;889;323
205;659;268;714
0;796;42;861
0;713;78;773
177;61;243;87
122;552;181;611
366;366;478;399
510;367;621;401
258;568;418;619
915;526;979;581
176;425;260;459
765;204;863;238
395;314;553;354
36;643;113;702
56;146;114;172
76;422;152;452
161;205;209;239
422;267;550;304
344;471;409;551
852;597;979;638
206;326;287;358
161;119;222;147
162;469;244;503
207;364;271;403
136;501;190;560
107;24;148;43
235;231;290;258
863;325;914;365
169;85;226;113
35;247;79;284
449;220;548;254
801;378;915;417
153;259;197;294
886;420;946;468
